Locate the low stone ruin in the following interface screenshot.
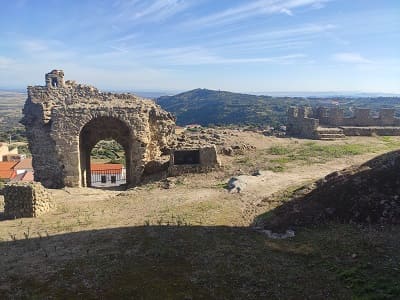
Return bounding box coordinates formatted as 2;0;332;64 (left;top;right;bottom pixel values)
3;182;54;218
168;145;221;176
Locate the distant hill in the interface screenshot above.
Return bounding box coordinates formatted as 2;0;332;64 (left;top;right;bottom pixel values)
156;88;309;126
156;89;400;126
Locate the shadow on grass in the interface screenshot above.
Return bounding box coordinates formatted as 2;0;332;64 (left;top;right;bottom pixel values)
0;224;353;300
1;222;399;299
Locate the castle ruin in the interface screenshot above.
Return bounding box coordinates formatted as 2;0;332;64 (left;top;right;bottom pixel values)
22;70;176;188
287;106;400;139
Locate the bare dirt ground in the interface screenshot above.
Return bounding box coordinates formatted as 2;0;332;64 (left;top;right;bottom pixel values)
1;131;399;298
1;132;393;236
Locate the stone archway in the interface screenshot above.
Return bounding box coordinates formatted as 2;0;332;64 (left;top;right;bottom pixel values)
22;70;176;188
79;116;132;187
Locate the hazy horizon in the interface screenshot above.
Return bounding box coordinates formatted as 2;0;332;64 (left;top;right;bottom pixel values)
1;86;399;99
0;0;399;93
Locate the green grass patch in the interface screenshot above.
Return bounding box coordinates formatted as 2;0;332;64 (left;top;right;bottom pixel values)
214;182;229;189
234;141;382;174
380;136;400;150
267;145;292;155
292;142;370;160
264;142;380;171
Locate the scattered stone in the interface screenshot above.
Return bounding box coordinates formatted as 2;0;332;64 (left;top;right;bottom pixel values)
222;147;233;156
227;177;247;193
160;178;176;189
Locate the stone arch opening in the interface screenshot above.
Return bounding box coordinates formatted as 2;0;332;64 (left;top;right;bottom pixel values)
79;116;133;187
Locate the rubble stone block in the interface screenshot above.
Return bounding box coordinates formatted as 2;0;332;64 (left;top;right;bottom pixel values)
3;182;54;218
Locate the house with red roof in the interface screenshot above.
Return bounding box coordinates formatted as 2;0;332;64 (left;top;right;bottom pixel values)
90;163;126;187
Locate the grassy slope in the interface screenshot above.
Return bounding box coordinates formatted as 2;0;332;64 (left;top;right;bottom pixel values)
1;224;398;299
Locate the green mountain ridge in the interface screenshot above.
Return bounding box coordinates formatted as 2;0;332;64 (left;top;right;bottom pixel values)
156;88;309;127
156;88;400;127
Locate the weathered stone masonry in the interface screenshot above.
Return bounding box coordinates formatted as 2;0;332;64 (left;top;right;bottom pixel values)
287;106;400;139
22;70;176;188
4;182;54;218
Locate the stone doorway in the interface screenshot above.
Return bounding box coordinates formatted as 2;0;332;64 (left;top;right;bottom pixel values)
79;117;132;187
22;70;176;188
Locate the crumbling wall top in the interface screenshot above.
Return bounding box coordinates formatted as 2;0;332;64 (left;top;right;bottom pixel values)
45;69;65;88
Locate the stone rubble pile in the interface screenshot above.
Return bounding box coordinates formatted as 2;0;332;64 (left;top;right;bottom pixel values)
172;128;255;155
3;182;54;218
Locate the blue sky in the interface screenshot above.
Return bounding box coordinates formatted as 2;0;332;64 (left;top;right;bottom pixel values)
0;0;399;93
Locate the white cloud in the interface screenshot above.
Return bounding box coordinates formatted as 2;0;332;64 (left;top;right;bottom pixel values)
113;0;192;23
212;23;336;46
185;0;330;27
332;52;373;64
280;8;293;16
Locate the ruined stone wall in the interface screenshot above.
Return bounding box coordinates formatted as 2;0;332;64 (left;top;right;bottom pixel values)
168;145;221;176
288;106;400;138
342;127;400;136
286;106;319;139
3;182;53;218
22;70;176;188
318;107;400;127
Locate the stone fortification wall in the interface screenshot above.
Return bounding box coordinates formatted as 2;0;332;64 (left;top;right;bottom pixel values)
22;70;176;188
3;182;53;218
287;106;400;139
317;107;400;127
286;106;319;139
342;127;400;136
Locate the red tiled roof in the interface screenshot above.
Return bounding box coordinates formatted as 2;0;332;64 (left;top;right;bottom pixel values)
0;170;15;180
21;171;34;182
91;163;123;175
0;161;18;170
0;162;18;180
14;158;32;170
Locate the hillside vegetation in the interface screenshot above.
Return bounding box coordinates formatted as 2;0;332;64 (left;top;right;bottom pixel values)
156;88;309;126
156;88;400;126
